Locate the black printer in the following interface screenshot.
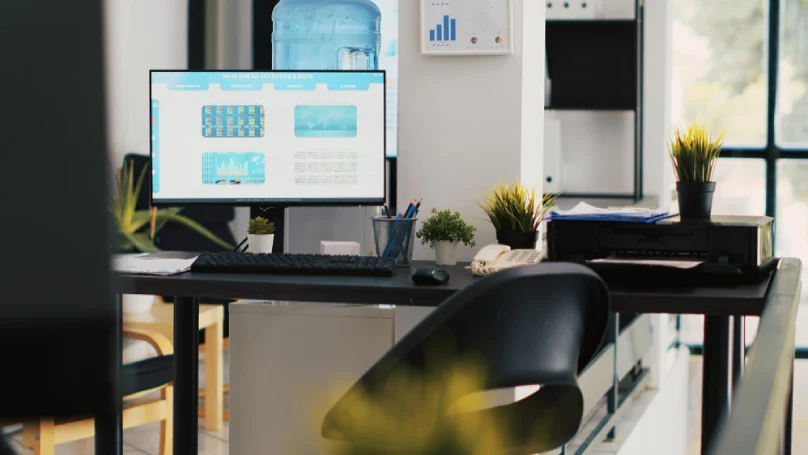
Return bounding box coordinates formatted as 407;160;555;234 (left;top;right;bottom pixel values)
546;216;775;284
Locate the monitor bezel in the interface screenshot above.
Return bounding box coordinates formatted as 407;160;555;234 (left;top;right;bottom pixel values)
149;69;387;207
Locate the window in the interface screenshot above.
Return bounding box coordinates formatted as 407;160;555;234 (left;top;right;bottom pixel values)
672;0;808;352
671;0;767;147
776;0;808;147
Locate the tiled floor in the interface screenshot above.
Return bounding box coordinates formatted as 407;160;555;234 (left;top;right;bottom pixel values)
6;418;230;455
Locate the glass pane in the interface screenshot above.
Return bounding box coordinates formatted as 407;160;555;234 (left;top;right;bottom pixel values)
710;158;767;215
776;160;808;348
671;0;768;147
677;158;766;346
776;0;808;147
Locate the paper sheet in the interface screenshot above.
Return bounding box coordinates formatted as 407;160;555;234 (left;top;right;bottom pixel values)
589;258;703;269
112;254;198;275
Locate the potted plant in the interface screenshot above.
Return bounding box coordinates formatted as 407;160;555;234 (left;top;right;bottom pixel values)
478;179;556;249
416;208;477;266
668;124;724;220
248;216;275;253
113;160;234;313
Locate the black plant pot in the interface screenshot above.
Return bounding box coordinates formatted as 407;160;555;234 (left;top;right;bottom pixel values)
496;230;538;249
676;181;715;220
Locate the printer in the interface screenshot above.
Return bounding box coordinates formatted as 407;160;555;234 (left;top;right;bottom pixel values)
547;215;775;284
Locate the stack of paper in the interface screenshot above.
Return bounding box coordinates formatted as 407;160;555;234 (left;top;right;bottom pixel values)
112;253;198;276
548;202;675;224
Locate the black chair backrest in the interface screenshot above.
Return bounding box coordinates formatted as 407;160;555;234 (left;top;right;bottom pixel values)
323;262;610;453
122;153;236;251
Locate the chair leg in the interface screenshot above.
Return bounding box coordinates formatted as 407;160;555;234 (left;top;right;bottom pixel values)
25;418;55;455
204;319;224;431
160;385;173;455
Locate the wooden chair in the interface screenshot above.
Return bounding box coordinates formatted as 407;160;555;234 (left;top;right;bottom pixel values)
22;328;174;455
124;299;226;430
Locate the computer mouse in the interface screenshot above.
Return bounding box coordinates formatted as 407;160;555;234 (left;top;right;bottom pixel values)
412;267;450;285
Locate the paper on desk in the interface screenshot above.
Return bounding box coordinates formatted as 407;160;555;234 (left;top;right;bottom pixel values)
589;257;703;269
112;254;198;275
553;202;671;218
548;202;675;223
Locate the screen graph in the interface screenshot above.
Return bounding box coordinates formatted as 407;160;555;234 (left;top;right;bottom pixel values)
201;152;266;185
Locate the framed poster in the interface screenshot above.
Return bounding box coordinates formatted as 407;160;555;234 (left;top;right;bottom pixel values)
420;0;513;55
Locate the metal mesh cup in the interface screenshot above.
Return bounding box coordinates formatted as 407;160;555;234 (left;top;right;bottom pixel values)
372;216;418;267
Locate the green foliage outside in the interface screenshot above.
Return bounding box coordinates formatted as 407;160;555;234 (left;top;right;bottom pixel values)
416;208;477;249
674;0;808;199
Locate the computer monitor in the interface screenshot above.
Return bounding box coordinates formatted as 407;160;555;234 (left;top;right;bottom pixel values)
150;70;386;206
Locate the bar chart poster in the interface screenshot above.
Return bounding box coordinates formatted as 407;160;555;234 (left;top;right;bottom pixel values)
420;0;512;55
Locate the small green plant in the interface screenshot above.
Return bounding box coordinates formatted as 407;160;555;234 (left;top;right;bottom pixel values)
112;160;234;253
248;216;275;235
477;179;556;233
416;208;477;249
668;123;725;183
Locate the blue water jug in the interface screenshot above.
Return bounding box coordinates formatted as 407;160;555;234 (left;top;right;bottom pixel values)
272;0;381;70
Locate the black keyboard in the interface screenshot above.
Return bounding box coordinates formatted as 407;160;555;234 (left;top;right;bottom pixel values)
191;251;397;277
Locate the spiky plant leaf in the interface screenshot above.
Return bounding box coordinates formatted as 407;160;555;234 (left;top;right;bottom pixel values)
477;179;556;233
668;124;725;183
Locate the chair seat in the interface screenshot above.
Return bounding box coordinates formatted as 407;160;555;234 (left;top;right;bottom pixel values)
121;355;174;398
49;355;173;426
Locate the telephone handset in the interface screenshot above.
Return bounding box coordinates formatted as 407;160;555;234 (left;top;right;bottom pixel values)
468;244;544;276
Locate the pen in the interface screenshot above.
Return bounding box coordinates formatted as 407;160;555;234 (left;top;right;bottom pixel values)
412;198;423;217
383;203;390;218
382;213;403;257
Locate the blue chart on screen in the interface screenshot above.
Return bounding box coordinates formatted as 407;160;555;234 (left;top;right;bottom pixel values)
202;152;265;185
294;105;358;138
202;105;265;138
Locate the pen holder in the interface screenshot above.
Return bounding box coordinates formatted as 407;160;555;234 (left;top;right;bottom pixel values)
372;216;418;267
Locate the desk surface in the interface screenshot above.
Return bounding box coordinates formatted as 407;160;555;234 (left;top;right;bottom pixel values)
115;261;774;316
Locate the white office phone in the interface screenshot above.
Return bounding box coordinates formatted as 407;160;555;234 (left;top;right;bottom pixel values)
468;244;544;276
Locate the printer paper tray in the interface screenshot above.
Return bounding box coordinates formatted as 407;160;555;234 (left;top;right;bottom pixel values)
584;258;777;287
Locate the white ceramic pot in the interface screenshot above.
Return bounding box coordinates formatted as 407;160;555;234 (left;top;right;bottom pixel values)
434;241;460;266
248;234;275;254
122;294;156;314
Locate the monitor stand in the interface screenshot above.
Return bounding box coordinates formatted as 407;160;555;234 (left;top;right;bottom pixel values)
249;205;286;254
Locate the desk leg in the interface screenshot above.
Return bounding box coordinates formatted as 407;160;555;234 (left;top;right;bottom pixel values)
174;297;199;455
732;316;745;389
701;315;732;454
96;294;123;455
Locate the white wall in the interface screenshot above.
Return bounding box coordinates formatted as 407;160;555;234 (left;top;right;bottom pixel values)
398;0;546;262
643;0;674;210
104;0;187;171
642;0;674;390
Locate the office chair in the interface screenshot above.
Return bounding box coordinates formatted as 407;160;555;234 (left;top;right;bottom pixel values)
322;263;610;454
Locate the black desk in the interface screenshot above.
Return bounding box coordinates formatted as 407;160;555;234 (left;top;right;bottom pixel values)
115;260;775;455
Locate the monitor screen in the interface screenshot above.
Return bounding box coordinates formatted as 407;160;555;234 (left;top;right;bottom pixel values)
150;70;386;206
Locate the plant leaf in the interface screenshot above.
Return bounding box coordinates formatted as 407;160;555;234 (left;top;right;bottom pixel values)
123;232;160;253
